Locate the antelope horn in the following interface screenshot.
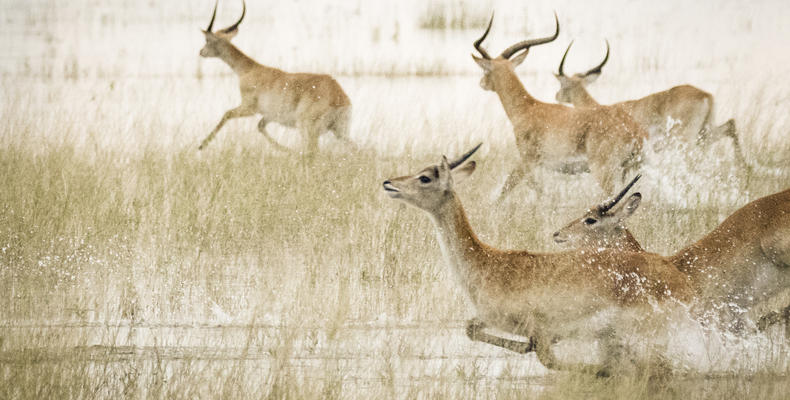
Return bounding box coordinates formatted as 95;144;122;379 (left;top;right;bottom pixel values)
205;0;218;32
500;12;559;60
473;13;494;60
583;39;610;77
558;40;574;76
600;174;641;213
449;143;483;169
218;0;246;34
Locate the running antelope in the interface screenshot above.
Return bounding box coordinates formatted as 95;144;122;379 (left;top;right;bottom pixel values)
554;41;743;164
382;144;692;375
552;176;790;331
471;15;647;198
198;0;354;154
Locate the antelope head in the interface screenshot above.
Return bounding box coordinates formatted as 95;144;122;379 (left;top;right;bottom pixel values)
471;13;560;91
552;174;641;249
382;144;481;212
200;0;247;58
554;40;609;104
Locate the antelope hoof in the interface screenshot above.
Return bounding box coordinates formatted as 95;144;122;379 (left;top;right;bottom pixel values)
757;311;781;331
513;337;536;354
596;368;612;378
465;319;485;340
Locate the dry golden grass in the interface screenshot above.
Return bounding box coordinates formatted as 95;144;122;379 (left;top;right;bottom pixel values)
3;0;790;398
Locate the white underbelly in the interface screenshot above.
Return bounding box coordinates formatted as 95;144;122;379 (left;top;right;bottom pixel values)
257;95;299;127
481;288;611;336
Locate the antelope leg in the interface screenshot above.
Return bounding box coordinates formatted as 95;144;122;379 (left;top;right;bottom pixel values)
199;105;255;150
465;318;535;354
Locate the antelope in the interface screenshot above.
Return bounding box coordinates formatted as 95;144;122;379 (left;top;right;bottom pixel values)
552;176;790;331
554;41;744;165
471;15;647;198
552;174;645;253
382;144;693;375
198;0;354;154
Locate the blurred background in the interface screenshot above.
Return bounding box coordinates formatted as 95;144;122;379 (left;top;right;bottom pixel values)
2;1;790;398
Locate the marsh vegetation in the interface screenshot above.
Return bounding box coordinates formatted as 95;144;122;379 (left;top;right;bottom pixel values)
2;0;790;398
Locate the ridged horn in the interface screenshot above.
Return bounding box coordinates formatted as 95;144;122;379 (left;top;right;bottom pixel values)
583;39;610;77
600;174;641;213
499;12;559;59
218;0;246;34
473;13;494;60
449;143;483;169
205;0;218;32
558;40;574;76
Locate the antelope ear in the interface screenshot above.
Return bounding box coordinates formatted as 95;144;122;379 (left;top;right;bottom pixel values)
472;55;493;71
614;193;642;220
452;161;476;184
509;49;529;68
216;27;239;40
582;71;601;85
439;156;453;189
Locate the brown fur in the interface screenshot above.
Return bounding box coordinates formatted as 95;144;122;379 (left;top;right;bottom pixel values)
383;152;691;373
444;198;689;304
474;56;647;198
554;185;790;330
555;58;743;164
197;7;353;154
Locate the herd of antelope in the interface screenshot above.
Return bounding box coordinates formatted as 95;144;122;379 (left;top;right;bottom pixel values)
199;2;787;376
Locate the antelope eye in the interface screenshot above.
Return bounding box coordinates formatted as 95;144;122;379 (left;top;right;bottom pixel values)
418;176;431;184
583;217;598;225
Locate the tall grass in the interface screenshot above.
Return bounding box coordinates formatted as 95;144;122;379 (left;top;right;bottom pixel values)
2;0;790;398
418;1;493;30
1;129;788;398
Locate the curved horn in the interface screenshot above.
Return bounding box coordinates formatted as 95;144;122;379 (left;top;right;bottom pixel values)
473;13;494;60
219;0;246;34
205;0;218;32
500;12;560;60
449;143;483;169
583;39;610;77
600;174;641;213
558;40;574;76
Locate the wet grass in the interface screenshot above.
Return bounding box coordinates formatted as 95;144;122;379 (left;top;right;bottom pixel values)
2;0;790;398
1;129;788;398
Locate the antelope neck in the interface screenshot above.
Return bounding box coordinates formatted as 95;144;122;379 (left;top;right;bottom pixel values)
571;86;600;107
215;40;258;75
492;70;538;122
428;192;495;287
619;228;644;252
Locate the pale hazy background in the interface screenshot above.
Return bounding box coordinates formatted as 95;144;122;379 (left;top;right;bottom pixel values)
2;0;790;398
2;0;789;152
